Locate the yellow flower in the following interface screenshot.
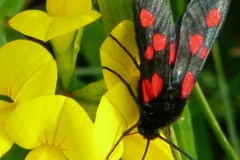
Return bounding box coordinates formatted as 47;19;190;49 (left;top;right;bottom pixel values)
9;0;101;88
9;0;100;42
6;95;95;160
0;40;57;157
98;20;174;159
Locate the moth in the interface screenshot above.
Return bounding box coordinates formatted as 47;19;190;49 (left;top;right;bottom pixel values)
104;0;230;159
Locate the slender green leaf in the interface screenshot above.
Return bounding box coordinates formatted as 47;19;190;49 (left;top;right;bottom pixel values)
97;0;133;34
81;19;106;67
193;83;238;160
189;94;215;160
212;43;240;158
173;103;197;160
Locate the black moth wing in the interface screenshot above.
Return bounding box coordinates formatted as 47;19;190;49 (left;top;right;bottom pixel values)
133;0;186;139
133;0;175;85
172;0;231;92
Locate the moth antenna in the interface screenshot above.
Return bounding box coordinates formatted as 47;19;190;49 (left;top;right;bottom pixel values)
142;138;151;160
102;66;139;104
109;34;140;70
157;135;195;160
106;123;138;160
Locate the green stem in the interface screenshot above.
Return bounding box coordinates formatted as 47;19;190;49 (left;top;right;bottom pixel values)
212;43;240;157
193;83;238;160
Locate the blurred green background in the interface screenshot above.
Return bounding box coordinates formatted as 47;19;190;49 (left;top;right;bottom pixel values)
0;0;239;160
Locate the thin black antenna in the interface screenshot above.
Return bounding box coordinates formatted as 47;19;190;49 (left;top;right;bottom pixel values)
142;138;151;160
109;34;140;71
157;135;195;160
107;123;138;160
102;67;139;104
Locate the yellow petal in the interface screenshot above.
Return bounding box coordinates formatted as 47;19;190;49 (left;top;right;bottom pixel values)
26;145;66;160
55;96;95;160
94;82;139;159
47;0;92;16
122;130;174;160
7;95;95;159
94;96;124;160
0;103;15;157
9;10;101;42
100;20;139;89
0;40;57;104
104;83;139;128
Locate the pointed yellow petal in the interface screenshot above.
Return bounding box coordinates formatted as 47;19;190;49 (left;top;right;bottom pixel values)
9;10;101;42
122;130;174;160
47;0;92;16
100;20;139;89
46;12;100;41
0;40;57;104
7;95;95;159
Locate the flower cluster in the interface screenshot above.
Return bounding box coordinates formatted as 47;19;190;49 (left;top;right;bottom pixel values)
0;0;173;159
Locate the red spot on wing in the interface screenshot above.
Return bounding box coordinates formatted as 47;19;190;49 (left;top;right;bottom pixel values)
181;71;195;98
140;9;154;28
189;34;204;55
169;43;176;65
142;73;164;103
153;33;167;52
206;8;221;28
144;46;154;60
152;73;163;98
142;79;153;103
200;47;208;59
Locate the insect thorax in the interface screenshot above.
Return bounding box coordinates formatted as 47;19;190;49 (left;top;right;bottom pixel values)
138;86;186;139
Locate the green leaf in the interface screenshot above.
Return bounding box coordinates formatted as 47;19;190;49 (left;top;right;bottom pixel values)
74;80;107;121
193;83;238;160
212;43;240;157
1;144;29;160
97;0;133;34
189;95;215;160
170;0;187;21
80;19;106;67
172;103;197;160
0;0;25;22
0;31;7;46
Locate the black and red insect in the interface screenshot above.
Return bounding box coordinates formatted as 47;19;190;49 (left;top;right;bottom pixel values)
104;0;230;159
